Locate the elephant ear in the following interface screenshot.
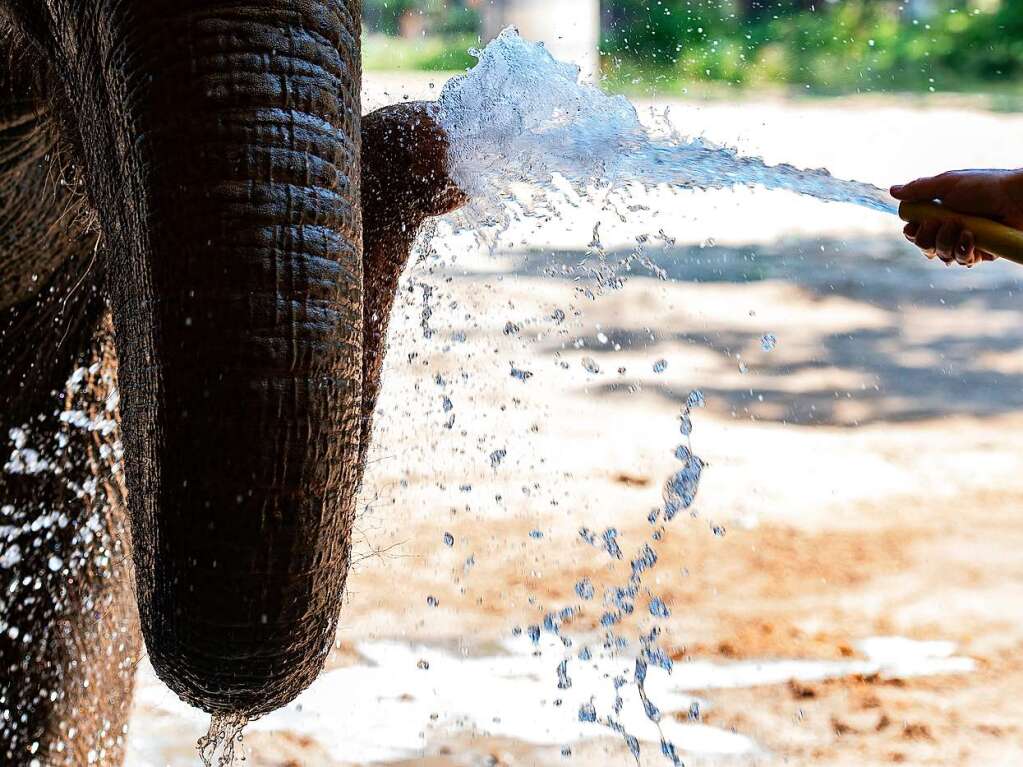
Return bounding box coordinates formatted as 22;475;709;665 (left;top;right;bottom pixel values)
0;22;102;421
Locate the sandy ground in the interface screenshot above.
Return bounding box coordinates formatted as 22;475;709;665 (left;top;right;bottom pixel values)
128;74;1023;765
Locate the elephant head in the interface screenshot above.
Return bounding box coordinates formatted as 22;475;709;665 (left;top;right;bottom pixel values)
1;0;461;716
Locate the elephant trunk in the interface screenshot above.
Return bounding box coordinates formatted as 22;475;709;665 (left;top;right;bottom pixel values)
39;3;365;714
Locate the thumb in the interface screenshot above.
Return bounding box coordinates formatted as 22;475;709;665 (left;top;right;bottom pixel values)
891;172;957;201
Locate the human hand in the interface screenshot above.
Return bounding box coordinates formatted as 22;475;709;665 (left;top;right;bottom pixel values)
891;169;1023;266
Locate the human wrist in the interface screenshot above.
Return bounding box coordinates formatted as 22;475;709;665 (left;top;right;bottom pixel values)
992;170;1023;229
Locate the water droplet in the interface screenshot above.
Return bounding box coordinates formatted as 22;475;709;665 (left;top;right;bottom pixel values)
643;645;674;672
581;357;600;374
686;390;705;409
443;532;454;547
630;544;657;578
643;696;661;721
47;555;63;573
648;597;670;618
652;358;667;373
624;733;640;759
578;527;597;546
426;595;439;607
664;457;703;518
761;333;777;352
556;659;572;689
543;612;562;634
528;529;544;539
510;365;533;382
602;527;623;559
0;544;22;569
661;739;683;765
578;702;597;723
575;578;594;600
197;713;248;767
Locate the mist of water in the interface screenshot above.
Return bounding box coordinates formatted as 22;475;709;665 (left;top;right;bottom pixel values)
435;28;895;245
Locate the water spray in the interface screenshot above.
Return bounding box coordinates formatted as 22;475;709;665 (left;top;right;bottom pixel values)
435;28;1023;265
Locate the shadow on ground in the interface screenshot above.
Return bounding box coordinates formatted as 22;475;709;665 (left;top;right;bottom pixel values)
473;235;1023;426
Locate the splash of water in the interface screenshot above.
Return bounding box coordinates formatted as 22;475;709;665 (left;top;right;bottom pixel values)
427;46;888;759
508;388;706;764
435;28;895;245
417;32;867;761
197;713;248;767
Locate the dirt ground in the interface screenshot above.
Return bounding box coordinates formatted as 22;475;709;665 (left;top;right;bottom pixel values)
128;78;1023;766
338;254;1023;766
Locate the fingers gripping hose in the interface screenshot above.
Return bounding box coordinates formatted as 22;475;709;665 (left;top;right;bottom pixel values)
898;201;1023;266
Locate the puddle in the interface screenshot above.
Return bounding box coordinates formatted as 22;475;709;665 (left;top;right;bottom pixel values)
128;634;973;765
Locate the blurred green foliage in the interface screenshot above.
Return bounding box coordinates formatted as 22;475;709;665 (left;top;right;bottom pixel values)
363;33;478;71
363;0;479;37
361;0;1023;93
601;0;1023;93
362;0;479;73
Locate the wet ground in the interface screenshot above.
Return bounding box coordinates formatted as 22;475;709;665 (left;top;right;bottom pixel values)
128;77;1023;765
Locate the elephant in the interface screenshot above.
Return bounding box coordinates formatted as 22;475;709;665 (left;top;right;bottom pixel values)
0;2;465;764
